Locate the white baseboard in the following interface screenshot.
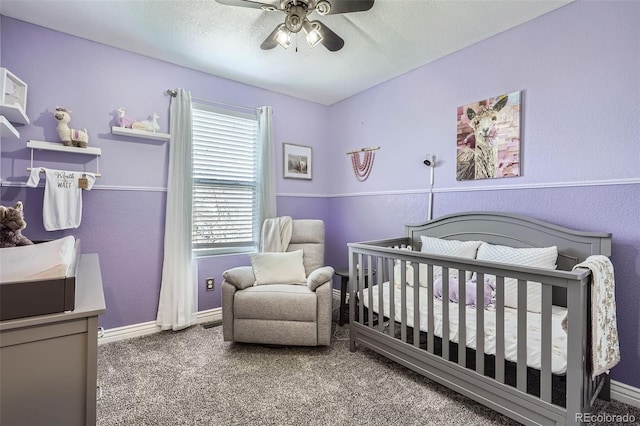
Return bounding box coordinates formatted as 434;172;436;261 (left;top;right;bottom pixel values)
611;380;640;409
98;308;221;345
98;294;348;346
98;289;350;345
99;294;351;345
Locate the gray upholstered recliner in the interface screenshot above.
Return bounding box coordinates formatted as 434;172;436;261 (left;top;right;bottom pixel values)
222;219;334;346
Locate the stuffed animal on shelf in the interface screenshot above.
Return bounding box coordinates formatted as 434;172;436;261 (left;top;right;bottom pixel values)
117;106;134;128
131;112;160;132
54;107;89;148
0;201;34;248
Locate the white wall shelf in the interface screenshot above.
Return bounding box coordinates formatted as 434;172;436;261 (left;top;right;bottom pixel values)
27;140;102;156
111;126;170;141
1;116;20;139
0;104;29;125
1;67;29;125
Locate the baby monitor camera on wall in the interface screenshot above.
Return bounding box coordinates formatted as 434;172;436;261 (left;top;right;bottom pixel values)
423;155;435;167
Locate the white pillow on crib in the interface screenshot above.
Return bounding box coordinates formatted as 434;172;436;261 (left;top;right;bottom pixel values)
420;236;482;282
475;243;558;313
392;246;417;287
393;263;417;287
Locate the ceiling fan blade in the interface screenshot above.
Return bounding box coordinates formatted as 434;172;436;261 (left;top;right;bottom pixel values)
215;0;274;10
315;21;344;52
323;0;374;15
260;24;282;50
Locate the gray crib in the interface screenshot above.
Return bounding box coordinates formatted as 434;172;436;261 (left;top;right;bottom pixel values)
348;212;612;426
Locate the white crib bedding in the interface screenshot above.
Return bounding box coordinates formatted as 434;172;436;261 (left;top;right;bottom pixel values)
361;282;568;374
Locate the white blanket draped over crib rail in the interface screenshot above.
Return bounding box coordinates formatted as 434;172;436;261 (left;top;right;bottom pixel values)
570;255;620;379
362;282;569;374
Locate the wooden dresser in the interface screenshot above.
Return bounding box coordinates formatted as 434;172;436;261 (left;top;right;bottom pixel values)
0;254;106;426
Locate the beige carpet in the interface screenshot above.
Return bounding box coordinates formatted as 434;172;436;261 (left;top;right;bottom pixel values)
97;321;639;426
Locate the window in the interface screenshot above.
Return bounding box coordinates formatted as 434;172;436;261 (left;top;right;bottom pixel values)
191;103;259;255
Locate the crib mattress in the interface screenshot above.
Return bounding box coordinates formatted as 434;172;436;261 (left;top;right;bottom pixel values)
362;282;568;374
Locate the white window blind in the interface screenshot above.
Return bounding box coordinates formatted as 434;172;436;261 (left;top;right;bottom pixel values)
192;103;259;254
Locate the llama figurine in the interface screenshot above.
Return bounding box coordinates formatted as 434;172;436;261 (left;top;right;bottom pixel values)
117;107;134;128
147;112;160;132
54;107;89;148
132;113;160;133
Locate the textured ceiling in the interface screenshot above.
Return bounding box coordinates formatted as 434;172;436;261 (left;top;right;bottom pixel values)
1;0;572;105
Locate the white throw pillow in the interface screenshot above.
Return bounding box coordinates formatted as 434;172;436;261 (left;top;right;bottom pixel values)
475;243;558;313
249;250;307;285
420;236;482;284
393;245;415;288
394;263;415;288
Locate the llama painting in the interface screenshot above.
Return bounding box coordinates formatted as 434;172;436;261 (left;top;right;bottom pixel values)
456;91;521;180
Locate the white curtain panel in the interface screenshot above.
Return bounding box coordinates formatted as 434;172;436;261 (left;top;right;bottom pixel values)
256;106;276;241
156;88;198;331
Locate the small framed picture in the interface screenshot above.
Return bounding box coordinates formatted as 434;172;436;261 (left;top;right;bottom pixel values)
283;143;312;180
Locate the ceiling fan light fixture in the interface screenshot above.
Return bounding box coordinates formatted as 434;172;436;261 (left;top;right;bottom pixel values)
303;20;323;48
215;0;369;53
285;5;306;33
315;0;331;15
275;25;291;49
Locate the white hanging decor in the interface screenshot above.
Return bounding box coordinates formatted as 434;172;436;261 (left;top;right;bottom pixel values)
347;146;379;182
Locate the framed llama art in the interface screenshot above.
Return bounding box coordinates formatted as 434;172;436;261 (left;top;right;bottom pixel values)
456;90;521;180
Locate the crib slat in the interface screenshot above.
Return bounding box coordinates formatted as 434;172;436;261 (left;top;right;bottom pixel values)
517;279;527;392
413;263;420;348
358;253;364;325
367;256;374;327
458;269;466;368
389;259;396;339
400;260;407;343
427;264;435;354
442;269;450;360
540;282;553;402
349;252;355;329
476;272;485;375
378;257;385;333
495;276;506;384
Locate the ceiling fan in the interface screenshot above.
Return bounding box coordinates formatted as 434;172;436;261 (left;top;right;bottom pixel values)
215;0;374;52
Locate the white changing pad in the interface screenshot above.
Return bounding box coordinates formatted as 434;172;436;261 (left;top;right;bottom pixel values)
0;236;76;283
362;282;568;374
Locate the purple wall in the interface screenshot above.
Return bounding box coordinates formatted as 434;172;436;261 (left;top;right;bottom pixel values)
1;0;639;389
324;1;640;389
0;17;329;330
326;2;639;194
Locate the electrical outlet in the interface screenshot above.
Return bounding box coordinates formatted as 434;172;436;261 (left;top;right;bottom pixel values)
205;278;214;291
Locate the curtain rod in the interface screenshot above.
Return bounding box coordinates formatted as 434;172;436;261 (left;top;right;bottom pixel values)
167;89;258;113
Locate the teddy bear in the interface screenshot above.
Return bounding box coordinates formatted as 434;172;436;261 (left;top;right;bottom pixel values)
0;201;34;248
